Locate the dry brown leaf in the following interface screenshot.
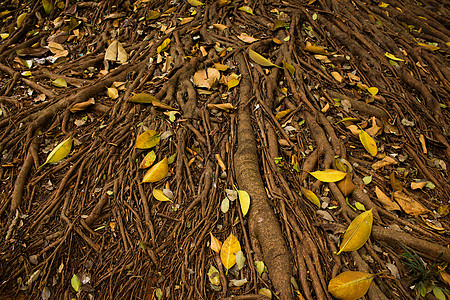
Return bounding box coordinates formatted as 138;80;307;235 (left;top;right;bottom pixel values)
331;71;343;82
237;34;259;43
105;40;128;63
371;156;397;170
393;191;431;216
347;125;361;135
207;103;235;111
193;68;220;89
374;186;400;211
419;134;427;154
69;98;95;113
411;180;429;190
213;23;228;30
337;174;356;196
210;232;222;253
390;172;403;192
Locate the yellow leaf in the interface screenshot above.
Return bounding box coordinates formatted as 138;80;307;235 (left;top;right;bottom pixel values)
142;157;168;183
328;271;374;300
107;87;119;99
393;191;431;216
385;52;404;61
336;174;356;196
210;232;222;253
207;103;235;111
40;137;72;168
304;44;328;55
43;0;54;14
389;172;403;192
146;10;161;20
139;150;156;169
275;109;291;120
17;12;27;27
309;169;347;182
416;41;439;51
220;233;241;273
238;190;250;217
157;38;171;54
213;63;228;71
128;93;176;110
1;33;9;39
248;49;281;68
208;266;221;286
187;0;204;6
219;0;231;7
378;2;389;7
367;87;378;95
52;78;67;88
300;187;320;208
153;189;172;202
359;129;377;156
227;78;240;90
238;6;253;15
337;209;373;254
374;186;400;211
282;61;295;76
135;130;160;149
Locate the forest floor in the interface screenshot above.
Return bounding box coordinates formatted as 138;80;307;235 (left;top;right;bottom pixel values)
0;0;449;299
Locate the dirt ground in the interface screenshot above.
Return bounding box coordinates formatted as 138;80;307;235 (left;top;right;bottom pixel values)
0;0;449;299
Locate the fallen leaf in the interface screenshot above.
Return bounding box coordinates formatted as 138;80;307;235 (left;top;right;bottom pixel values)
237;34;259;43
355;202;366;211
71;274;81;292
337;174;356;196
213;23;228;30
208;266;220;286
300;187;320;208
331;71;343;82
346;125;361;135
328;271;374;300
255;261;266;276
210;233;222;253
227;78;240;90
309;169;347;182
304;42;328;54
337;209;373;254
390;172;403;192
221;198;230;213
371;156;397;170
374;186;400;211
213;63;228;71
367;87;378;96
207;103;235;111
362;175;372;185
146;10;161;20
105;40;128;63
416;41;439;51
410;180;430;190
135;130;160;149
275;109;291;120
52;78;67;88
128;93;176;110
142;157;168;183
40;137;72;168
236;250;245;270
187;0;204;6
393;191;431;216
238;6;253;15
180;17;194;25
69;98;95;113
220;233;241;273
43;0;54;14
139;150;156;169
157;38;171;54
248;49;281;68
359;129;377;156
153;188;172;202
238;190;250;217
107;87;119;99
193;68;220;89
229;278;248;287
17;12;27;27
258;288;272;299
385;52;404;61
282;61;295;76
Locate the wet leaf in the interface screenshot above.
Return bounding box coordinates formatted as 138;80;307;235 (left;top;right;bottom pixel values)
142;157;168;183
157;38;171;54
337;209;373;254
187;0;204;6
300;187;320;208
71;274;81;292
249;49;281;68
375;186;400;211
385;52;404;61
153;188;172;202
40;137;72;168
238;6;253;15
328;271;374;300
220;233;241;273
135;130;160;149
337;174;356;196
42;0;54;14
208;265;220;286
393;191;430;216
238;190;250;217
210;233;222;253
139;151;156;169
52;78;67;88
105;41;128;63
236;250;245;270
309;169;347;182
359;129;377;156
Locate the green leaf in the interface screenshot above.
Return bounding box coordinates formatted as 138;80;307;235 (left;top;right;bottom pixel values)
362;175;372;185
71;274;81;292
